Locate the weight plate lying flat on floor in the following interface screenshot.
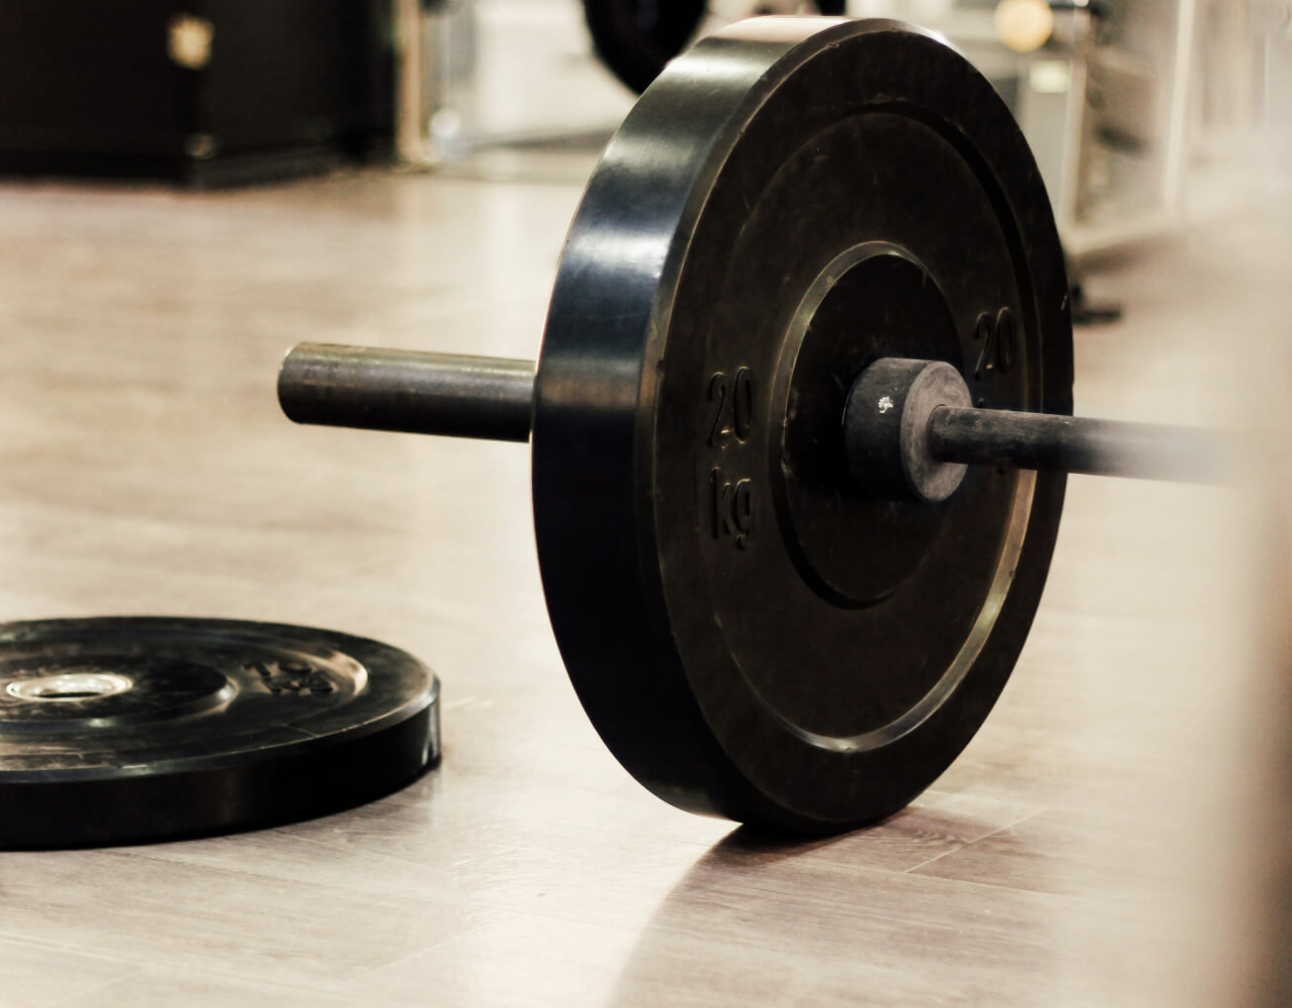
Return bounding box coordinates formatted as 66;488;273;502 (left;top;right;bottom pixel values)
0;617;439;848
533;18;1072;831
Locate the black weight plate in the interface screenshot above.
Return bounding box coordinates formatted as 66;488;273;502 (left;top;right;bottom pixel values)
0;617;439;848
584;3;847;94
533;18;1072;832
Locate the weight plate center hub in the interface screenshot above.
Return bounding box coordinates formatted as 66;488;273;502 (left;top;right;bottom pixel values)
533;18;1073;831
842;356;974;505
776;244;969;602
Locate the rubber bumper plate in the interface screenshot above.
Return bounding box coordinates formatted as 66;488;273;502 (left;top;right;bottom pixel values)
532;18;1072;832
0;617;440;848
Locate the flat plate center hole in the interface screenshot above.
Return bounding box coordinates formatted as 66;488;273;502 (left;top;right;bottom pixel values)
6;671;133;702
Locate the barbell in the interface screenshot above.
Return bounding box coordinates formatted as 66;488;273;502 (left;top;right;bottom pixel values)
280;18;1231;832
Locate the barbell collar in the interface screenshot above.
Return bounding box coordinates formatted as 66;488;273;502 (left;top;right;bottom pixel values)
279;343;535;442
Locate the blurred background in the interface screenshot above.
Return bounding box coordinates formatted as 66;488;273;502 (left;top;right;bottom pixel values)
396;0;1290;260
0;3;1290;1005
1;0;1287;255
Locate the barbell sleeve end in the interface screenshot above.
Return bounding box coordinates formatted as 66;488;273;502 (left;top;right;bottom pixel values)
927;407;1237;485
278;343;536;443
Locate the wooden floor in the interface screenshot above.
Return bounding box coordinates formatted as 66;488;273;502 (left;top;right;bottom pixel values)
1;135;1290;1007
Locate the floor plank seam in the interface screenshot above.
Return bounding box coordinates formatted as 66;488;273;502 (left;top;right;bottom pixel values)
901;806;1049;876
337;910;523;988
38;966;147;1008
0;929;150;965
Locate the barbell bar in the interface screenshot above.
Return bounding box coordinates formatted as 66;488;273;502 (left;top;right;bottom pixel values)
279;345;1233;495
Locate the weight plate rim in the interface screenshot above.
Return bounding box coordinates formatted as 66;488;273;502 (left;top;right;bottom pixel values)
534;17;1072;831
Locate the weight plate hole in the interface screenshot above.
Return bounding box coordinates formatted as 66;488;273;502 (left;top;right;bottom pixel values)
6;671;133;702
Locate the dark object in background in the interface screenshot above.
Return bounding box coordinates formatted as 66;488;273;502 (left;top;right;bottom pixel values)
583;0;848;94
0;0;394;186
1069;279;1124;325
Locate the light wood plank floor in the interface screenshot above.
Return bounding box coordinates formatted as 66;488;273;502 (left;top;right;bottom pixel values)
0;145;1288;1006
